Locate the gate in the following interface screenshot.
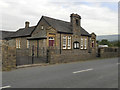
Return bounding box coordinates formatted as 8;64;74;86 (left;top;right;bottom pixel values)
97;48;101;57
16;47;48;66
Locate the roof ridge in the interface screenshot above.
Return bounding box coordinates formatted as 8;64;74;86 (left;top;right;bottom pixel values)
43;16;70;24
19;26;35;30
0;30;15;32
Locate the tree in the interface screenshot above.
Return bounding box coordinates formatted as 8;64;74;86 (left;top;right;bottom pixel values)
98;39;120;47
98;39;111;46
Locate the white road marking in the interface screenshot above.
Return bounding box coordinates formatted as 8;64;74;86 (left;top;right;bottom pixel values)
73;68;93;74
0;85;11;89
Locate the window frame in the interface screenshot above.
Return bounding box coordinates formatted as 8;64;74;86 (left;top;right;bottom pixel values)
62;35;72;50
41;25;44;30
62;36;67;49
27;40;30;48
16;39;20;48
67;36;71;49
84;38;87;49
80;37;88;50
80;38;83;49
49;37;54;40
92;40;94;48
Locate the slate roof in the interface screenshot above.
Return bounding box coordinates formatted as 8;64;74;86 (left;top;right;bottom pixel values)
43;16;90;36
0;31;15;40
80;27;90;36
2;15;91;39
10;26;36;38
43;16;73;34
27;31;47;40
27;36;47;40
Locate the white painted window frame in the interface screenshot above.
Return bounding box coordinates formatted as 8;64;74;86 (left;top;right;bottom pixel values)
84;38;87;49
92;40;94;48
27;40;30;48
16;39;20;48
41;25;44;30
67;36;71;49
63;36;67;49
81;38;83;49
18;39;20;48
49;37;54;40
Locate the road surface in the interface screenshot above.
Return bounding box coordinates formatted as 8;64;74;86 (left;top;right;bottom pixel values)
2;58;119;88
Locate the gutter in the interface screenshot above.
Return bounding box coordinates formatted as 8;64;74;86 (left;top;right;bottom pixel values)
57;31;73;34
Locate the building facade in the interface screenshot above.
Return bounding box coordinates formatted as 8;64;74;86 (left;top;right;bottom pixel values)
2;13;97;66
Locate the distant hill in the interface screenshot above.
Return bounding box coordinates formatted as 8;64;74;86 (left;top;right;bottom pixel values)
96;34;119;41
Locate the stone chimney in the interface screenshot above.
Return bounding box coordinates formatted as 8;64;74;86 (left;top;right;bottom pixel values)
25;21;29;28
70;13;81;26
70;13;81;35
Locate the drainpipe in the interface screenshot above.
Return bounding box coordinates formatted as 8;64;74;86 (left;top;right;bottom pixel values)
60;33;61;54
37;40;39;57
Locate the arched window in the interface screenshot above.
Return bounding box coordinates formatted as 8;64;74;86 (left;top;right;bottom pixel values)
73;41;80;49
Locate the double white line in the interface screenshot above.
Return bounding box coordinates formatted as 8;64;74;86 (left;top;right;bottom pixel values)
73;68;93;74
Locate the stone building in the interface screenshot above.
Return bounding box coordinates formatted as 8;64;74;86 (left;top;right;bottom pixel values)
2;13;97;66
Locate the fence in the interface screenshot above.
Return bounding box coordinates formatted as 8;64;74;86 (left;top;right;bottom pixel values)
16;48;48;66
104;47;118;52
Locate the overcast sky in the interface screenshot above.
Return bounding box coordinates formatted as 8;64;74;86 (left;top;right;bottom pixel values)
0;0;119;35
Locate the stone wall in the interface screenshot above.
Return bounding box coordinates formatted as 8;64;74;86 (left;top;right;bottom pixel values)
0;42;2;71
48;48;96;64
2;40;16;71
48;47;119;64
98;47;119;58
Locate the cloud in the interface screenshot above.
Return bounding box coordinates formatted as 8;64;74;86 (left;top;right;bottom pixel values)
0;0;118;35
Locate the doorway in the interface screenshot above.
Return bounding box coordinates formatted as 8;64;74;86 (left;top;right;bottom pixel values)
49;37;54;46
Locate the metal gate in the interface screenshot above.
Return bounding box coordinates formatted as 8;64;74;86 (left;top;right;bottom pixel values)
16;47;48;66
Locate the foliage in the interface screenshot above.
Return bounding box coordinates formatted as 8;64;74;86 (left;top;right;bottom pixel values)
97;39;120;47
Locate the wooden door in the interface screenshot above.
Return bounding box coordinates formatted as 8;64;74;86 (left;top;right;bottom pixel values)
49;37;54;46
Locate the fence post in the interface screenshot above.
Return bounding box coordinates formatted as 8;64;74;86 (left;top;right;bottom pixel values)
32;45;34;64
46;49;49;63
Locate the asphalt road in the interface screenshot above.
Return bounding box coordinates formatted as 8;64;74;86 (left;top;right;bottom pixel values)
2;58;119;88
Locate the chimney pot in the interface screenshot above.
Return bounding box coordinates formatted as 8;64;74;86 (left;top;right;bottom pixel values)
25;21;29;28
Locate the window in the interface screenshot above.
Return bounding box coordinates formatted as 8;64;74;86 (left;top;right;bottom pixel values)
92;40;94;48
16;39;20;48
27;40;30;48
84;38;87;49
81;38;83;49
63;36;67;49
62;36;72;49
49;37;54;40
81;37;88;49
41;25;44;30
76;19;79;26
73;41;80;49
67;36;71;49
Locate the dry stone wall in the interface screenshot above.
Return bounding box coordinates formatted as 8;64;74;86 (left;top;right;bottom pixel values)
2;40;16;71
